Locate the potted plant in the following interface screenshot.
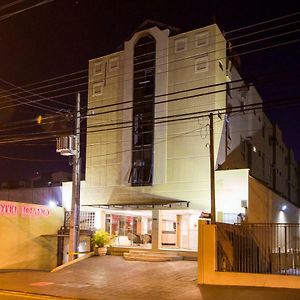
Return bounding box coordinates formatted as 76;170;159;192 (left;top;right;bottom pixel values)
91;229;113;256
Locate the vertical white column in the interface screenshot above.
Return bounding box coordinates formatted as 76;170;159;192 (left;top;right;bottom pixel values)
151;209;161;251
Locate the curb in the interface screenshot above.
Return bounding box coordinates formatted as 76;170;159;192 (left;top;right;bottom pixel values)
0;289;80;299
51;252;94;272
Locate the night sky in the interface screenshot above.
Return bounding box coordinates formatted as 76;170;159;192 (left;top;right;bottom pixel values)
0;0;299;182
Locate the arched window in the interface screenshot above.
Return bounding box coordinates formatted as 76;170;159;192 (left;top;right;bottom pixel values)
130;35;156;186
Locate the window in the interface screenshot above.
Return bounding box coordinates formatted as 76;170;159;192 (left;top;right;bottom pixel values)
92;82;103;96
195;31;208;47
262;153;265;176
219;60;224;71
240;101;245;113
226;82;232;98
195;56;208;73
241;136;245;160
131;35;156;186
109;56;119;72
285;156;288;165
93;61;103;76
240;84;249;99
175;37;187;53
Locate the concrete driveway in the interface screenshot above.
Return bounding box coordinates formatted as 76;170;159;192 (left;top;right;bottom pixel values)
0;256;299;300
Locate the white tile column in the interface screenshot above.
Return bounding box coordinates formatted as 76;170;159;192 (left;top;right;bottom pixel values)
151;209;161;251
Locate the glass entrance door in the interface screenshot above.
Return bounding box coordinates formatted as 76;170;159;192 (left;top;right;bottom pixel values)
105;211;152;248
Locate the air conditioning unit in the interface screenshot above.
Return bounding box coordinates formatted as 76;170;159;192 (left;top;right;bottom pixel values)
56;135;76;156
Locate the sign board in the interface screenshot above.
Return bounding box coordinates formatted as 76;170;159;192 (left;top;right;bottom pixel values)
0;201;50;217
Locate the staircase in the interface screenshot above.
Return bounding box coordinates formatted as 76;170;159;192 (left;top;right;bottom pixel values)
123;250;183;262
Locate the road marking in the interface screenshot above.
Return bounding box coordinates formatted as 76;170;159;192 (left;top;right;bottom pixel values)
0;289;74;299
29;282;55;287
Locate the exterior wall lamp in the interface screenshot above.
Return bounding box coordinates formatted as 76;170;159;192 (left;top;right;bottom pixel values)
281;205;287;211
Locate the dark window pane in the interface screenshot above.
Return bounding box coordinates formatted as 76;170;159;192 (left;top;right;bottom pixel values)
131;35;155;186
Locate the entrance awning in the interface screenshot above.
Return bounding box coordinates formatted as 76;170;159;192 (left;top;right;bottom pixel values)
82;193;190;209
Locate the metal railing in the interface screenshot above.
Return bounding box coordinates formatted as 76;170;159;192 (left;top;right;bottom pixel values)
216;223;300;276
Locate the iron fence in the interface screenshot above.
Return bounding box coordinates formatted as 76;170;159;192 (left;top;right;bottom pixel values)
216;223;300;276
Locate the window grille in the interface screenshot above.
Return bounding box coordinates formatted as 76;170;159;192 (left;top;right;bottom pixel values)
64;211;95;230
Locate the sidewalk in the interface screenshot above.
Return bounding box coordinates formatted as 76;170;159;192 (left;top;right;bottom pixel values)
0;256;299;300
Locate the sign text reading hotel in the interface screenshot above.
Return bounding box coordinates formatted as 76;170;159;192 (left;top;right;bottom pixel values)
0;202;50;217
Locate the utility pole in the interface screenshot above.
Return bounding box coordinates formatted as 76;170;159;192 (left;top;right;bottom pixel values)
209;113;216;223
68;93;81;261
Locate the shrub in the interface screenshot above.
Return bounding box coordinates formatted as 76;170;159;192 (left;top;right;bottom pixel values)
91;229;113;248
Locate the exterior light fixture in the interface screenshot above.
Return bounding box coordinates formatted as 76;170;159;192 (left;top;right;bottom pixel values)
252;146;257;152
48;200;57;208
281;205;287;211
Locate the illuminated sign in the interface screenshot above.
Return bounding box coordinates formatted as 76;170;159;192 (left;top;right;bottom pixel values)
0;202;50;217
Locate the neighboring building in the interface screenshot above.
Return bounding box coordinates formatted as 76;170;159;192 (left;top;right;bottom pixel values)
66;20;299;253
0;171;72;190
0;199;64;270
0;186;63;206
220;67;299;207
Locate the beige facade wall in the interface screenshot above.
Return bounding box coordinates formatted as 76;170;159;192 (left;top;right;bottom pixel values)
83;24;228;211
0;200;64;270
83;22;298;216
215;169;249;222
248;176;299;223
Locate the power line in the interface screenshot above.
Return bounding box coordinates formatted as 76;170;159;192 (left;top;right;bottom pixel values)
0;12;298;141
0;0;56;22
0;75;87;108
84;68;299;119
0;69;293;134
0;19;296;115
0;154;62;162
84;38;300;113
228;19;300;42
1;93;299;144
224;11;300;35
0;67;298;137
0;69;88;97
0;0;28;12
0;78;69;114
0;11;298;104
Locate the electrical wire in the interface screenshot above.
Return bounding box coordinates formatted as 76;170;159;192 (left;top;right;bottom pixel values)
0;66;298;138
0;0;28;12
0;30;296;115
0;0;56;22
224;11;300;35
0;12;298;145
0;154;62;162
0;11;298;107
1;93;299;144
0;69;294;134
0;78;69;114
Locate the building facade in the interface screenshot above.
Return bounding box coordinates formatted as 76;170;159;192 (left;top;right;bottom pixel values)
73;21;299;252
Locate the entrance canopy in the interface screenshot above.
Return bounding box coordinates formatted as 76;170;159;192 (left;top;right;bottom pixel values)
83;192;190;210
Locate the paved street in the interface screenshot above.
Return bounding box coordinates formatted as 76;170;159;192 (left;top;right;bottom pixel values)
0;256;299;300
0;290;73;299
